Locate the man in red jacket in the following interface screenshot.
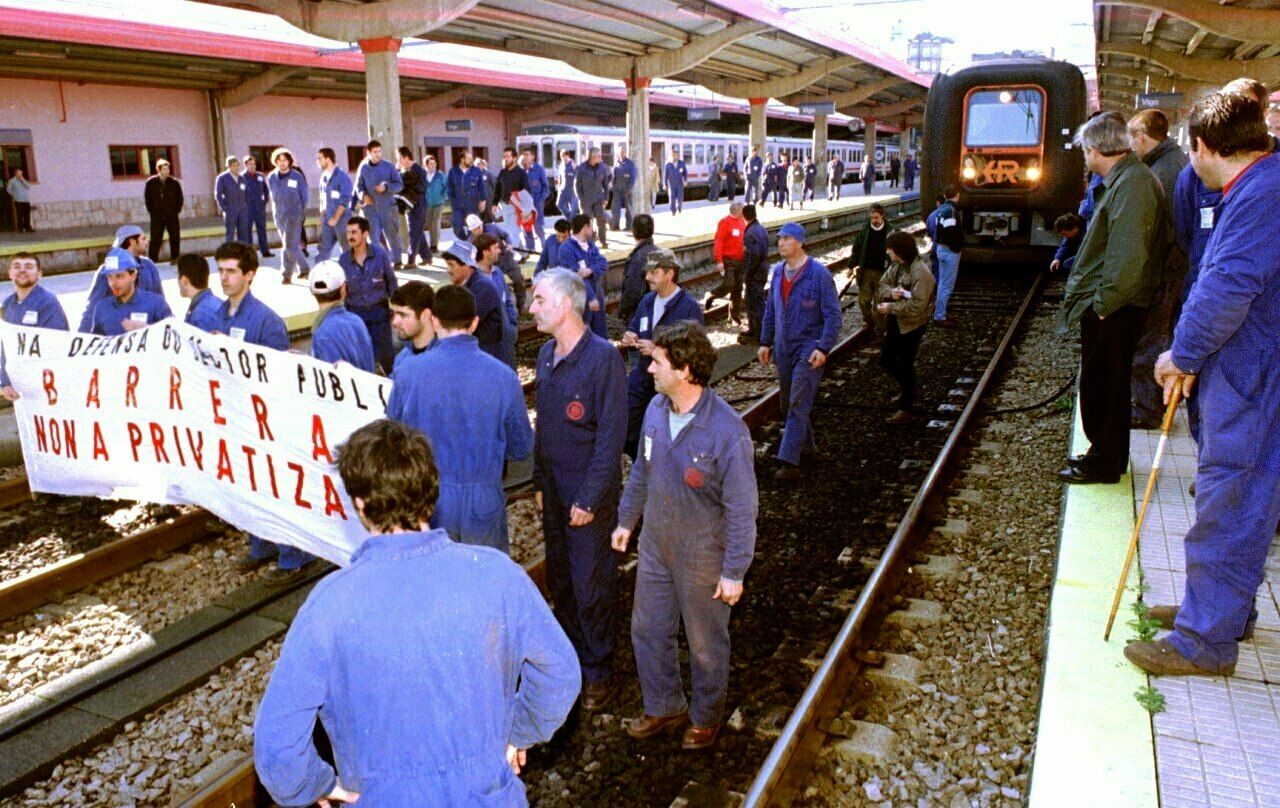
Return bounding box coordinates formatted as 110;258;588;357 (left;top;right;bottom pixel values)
704;201;748;325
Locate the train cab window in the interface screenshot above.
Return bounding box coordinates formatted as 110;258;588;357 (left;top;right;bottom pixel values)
541;141;554;168
964;88;1045;148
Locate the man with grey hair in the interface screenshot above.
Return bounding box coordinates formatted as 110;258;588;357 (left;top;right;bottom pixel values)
1057;111;1172;485
576;147;613;249
530;268;628;712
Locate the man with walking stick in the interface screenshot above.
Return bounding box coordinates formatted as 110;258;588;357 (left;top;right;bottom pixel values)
1122;90;1280;677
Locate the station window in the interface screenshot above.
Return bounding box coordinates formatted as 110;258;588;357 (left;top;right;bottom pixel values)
682;144;693;164
248;146;283;171
694;144;705;165
541;141;554;168
109;145;178;179
2;144;35;183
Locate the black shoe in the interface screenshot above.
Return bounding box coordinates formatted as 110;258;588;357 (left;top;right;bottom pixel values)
282;276;293;285
774;463;802;481
1067;454;1088;469
1130;416;1160;430
1057;466;1121;485
703;293;718;310
262;251;275;258
264;565;306;586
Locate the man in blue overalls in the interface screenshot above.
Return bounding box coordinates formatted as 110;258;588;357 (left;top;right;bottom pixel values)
338;216;399;374
2;252;69;402
354;140;404;268
611;146;637;232
176;253;222;333
307;260;376;373
78;226;165;331
1125;91;1280;677
529;268;627;712
745;146;764;205
557;149;579;219
386;284;534;553
664;147;687;215
242;155;272;258
521;148;551;253
316;147;353;262
556;214;609;339
758;222;842;481
613;321;758;750
214;156;251;244
80;249;173;336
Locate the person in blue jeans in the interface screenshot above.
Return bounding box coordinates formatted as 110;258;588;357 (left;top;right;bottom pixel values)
932;186;963;327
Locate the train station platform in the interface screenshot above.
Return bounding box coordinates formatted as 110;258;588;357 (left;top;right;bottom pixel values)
0;181;911;335
1030;407;1280;807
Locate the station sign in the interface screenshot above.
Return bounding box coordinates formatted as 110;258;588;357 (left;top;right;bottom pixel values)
444;119;473;132
798;101;836;116
687;107;722;122
1136;92;1183;109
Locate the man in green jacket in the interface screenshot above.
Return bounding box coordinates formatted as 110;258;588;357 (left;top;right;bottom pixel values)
1057;112;1172;485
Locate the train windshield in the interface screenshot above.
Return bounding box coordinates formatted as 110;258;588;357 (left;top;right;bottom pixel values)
964;88;1044;148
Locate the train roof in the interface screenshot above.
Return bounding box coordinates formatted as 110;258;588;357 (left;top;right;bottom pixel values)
517;124;871;145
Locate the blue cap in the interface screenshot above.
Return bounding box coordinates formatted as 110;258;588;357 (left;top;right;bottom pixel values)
778;222;807;243
102;247;139;275
442;240;475;266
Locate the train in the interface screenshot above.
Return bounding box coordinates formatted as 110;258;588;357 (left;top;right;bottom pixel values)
515;124;901;189
920;58;1088;261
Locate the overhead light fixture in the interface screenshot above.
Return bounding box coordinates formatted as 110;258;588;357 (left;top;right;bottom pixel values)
307;75;338;83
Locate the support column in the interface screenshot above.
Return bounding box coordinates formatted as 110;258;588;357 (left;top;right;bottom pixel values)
360;37;404;147
207;90;228;172
625;76;653;215
864;118;878;187
812;111;829;190
749;97;768;158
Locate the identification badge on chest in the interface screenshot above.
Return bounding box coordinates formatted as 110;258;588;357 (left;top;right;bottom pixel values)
288;179;298;189
1200;207;1214;229
239;183;245;191
639;316;649;333
229;327;247;341
129;312;149;324
330;190;341;199
22;310;38;325
643;436;652;462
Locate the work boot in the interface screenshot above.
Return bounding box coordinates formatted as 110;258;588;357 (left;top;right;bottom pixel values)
681;723;722;750
233;553;270;573
1123;638;1234;676
582;680;612;712
1146;604;1254;641
774;463;802;481
886;410;913;425
625;711;689;739
264;565;306;586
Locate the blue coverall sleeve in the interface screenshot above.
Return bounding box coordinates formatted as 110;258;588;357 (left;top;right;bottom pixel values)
262;314;289;352
253;606;339;807
571;350;627;513
1173;166;1196;257
508;570;581;749
46;300;69;332
760;267;778;347
383;256;399;295
298;176;309;209
386;379;406;421
385;165;403;195
617;403;653;530
719;425;759;582
78;273;109;332
311;328;338;364
215;175;227;213
1173;193;1277;373
817;268;842;353
1052;237;1069;264
156;297;175;322
354;164;369;199
503;376;535;462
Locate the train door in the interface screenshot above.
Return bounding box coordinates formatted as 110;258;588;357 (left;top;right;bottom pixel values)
0;141;33;233
541;138;554;169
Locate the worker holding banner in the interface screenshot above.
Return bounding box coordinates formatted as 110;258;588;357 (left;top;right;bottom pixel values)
2;252;69;401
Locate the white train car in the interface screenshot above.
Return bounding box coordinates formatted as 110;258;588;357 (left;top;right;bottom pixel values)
516;124;899;187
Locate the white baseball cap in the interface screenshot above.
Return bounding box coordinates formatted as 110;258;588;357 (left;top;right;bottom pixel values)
309;260;347;294
465;214;483;231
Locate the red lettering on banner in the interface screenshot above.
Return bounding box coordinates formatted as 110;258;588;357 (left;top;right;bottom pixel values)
31;416;77;458
241;445;259;491
128;422;143;462
266;454;280;499
33;415;47;452
322;474;347;519
216;438;234;482
169;367;183;410
42;369;57;405
251;395;273;441
124;366;140;408
148;422;171;464
288;461;312;510
93;422;109;461
209;380;226;425
170;425;186;466
311;415;333;462
85;369;100;409
186;429;205;470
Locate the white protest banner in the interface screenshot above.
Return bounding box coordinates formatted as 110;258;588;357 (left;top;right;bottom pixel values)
0;319;390;566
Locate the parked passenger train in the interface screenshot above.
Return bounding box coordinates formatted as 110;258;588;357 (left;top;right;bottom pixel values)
516;124;900;188
920;58;1088;261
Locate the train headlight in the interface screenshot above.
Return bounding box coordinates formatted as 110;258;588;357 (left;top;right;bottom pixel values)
1026;165;1042;181
999;90;1014;104
962;165;976;180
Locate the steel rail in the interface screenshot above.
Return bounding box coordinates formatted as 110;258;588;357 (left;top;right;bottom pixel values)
742;269;1048;806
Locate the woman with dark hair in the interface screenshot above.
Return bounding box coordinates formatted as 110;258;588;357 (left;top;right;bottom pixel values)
877;230;936;424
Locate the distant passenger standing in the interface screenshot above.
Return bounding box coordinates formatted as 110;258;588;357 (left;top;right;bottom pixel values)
520;148;550;251
803;158;817;202
889;154;902;188
530;268;628;712
745;147;764;205
446;151;470;241
214;156;250;244
576;148;612;250
176;253;222;333
266;148;310;283
788;159;805;210
903;153;918;192
143;159;183;262
611;145;637;231
664;147;687;215
338;216;399;374
493;147;529;255
2;253;68;401
760;153;776;206
307;260;376;373
859;155;875;195
619;214;657;326
6;169;32;232
827;154;845;201
759;222;841;481
242;156;272;257
316;147;353;262
557;214;610;338
647;158;660;210
723;155;740;201
422;155;448;255
707;155;722;202
398;147;431;267
613;322;758;751
558;149;579;218
852;203;890;339
932;185;963;327
253;418;579;808
877;231;936;425
772;155;789;207
741;204;770;344
388;281;436;378
355;140;404;269
386;284;535;552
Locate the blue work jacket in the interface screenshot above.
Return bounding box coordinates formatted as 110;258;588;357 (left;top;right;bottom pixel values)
447;165;466;208
664;160;687;192
746;155;763;180
338;244;398;310
533;331;627;511
424;169;448;207
243;171;269;213
214;290;289;350
79;253;164;332
1078;172;1103;225
760;257;842;359
215;170;247;215
480;265;518;369
575;161;610;206
355;158;403;210
626;288;705;398
253;528;580;808
321;167;354;220
559;160;577;197
1;285;69;386
743;221;769;274
535;236;565;276
390;339;434;379
556;237;608;288
184;288;223;333
619;388;758;583
613;158;637;191
619;239;657;323
311;303;375;372
462;269;505;360
462;166;489;215
525;162;550;204
1052;232;1083;272
83;289;172;336
267;168;308;219
1173;163;1222;304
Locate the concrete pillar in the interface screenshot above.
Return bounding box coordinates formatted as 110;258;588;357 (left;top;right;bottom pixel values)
749;97;768;158
626;76;653;215
812;111;829;190
207;90;228;173
864;118;878;187
360;38;404;147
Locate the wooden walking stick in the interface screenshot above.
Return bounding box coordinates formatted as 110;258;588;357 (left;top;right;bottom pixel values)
1104;385;1183;641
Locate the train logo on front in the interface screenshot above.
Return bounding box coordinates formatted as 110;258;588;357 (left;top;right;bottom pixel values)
981;159;1021;185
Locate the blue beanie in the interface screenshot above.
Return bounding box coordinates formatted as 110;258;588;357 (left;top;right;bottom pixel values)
778;222;807;243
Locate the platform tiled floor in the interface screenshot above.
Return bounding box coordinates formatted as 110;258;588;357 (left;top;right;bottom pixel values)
1131;411;1280;808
